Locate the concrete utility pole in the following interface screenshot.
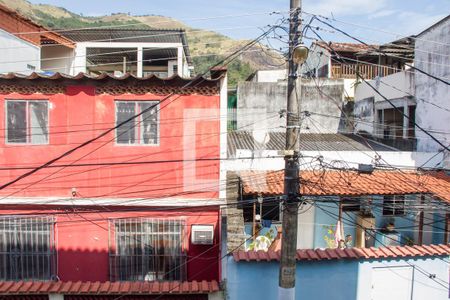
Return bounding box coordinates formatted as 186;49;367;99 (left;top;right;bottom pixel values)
278;0;302;299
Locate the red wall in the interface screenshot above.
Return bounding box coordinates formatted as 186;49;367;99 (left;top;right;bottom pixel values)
0;206;220;282
0;86;221;199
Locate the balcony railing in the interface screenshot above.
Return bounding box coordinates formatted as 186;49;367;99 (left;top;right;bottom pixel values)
331;63;400;79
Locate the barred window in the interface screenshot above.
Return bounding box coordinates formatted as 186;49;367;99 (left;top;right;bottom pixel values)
109;218;186;281
383;195;405;216
0;216;55;280
115;101;159;145
6;100;49;144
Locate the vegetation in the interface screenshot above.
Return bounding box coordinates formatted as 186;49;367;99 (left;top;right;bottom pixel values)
0;0;284;87
193;55;254;87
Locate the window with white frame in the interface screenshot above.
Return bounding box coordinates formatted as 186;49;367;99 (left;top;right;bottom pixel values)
6;100;49;144
115;101;159;145
109;218;186;281
382;195;405;216
0;216;55;280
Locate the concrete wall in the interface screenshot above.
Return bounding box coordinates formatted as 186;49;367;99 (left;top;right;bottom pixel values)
415;17;450;152
226;256;449;300
354;70;415;136
0;28;40;74
236;79;346;133
41;45;75;74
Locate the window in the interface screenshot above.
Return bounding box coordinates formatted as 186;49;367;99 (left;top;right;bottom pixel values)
0;216;55;280
382;195;405;216
341;198;361;212
115;101;159;145
109;218;186;281
6;100;49;144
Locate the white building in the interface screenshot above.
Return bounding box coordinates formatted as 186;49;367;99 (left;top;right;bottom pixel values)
61;28;193;78
414;16;450;154
353;16;450;160
0;4;74;74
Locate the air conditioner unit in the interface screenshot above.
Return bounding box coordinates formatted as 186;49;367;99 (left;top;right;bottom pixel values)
191;225;214;245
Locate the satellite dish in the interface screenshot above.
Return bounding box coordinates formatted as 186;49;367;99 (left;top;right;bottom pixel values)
254;235;271;252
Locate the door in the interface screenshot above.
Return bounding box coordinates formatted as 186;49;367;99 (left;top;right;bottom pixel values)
371;266;413;300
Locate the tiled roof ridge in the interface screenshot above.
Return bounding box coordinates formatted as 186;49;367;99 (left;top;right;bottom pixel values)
0;280;220;295
233;244;450;262
0;71;223;82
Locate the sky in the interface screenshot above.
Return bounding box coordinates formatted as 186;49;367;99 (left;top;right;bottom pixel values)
28;0;450;46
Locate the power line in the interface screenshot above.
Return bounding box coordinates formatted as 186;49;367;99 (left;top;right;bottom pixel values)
308;27;450;152
0;21;282;192
315;17;450;86
303;11;450;47
9;10;292;35
314;202;449;290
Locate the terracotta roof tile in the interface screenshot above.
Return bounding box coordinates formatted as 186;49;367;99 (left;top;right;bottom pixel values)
233;244;450;262
315;41;377;53
0;280;220;295
239;170;450;202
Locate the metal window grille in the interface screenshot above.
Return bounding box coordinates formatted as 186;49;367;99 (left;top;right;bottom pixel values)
0;216;55;280
382;195;406;216
109;218;186;281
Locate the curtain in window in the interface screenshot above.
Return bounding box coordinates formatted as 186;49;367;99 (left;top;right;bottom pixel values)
116;102;136;144
6;102;26;143
140;102;158;145
30;102;48;144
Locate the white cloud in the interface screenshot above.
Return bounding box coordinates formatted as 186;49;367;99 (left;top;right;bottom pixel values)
368;9;397;20
305;0;388;17
386;12;447;36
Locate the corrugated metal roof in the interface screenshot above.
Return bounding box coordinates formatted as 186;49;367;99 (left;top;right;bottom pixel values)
239;170;450;201
233;244;450;262
0;280;220;295
62;29;192;64
227;131;396;157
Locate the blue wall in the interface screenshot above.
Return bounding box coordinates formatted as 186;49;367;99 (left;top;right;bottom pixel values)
312;195;447;248
226;256;358;300
226;256;449;300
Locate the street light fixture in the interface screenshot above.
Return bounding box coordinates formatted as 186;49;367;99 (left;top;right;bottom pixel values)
292;44;309;64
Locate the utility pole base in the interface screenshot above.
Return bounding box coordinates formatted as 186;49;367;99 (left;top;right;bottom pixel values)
278;287;295;300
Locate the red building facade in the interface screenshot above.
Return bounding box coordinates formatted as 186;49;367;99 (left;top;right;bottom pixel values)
0;72;226;299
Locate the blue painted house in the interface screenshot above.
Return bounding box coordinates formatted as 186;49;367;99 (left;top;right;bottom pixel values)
222;169;450;299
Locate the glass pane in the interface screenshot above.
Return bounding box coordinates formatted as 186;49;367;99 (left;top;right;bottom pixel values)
140;102;159;144
116;102;136;144
30;102;48;144
7;101;27;143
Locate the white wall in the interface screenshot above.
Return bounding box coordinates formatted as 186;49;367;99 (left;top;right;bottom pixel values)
355;71;414;103
415;18;450;153
224;150;445;171
354;70;415;136
0;28;40;74
41;45;75;74
252;69;287;83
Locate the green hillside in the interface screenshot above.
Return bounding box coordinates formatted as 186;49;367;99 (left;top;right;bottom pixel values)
0;0;285;87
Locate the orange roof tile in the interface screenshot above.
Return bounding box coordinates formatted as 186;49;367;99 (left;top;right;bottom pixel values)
233;244;450;262
239;170;450;201
0;280;220;295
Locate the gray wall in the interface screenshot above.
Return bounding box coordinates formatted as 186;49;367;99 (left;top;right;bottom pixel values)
236;79;347;133
415;17;450;153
